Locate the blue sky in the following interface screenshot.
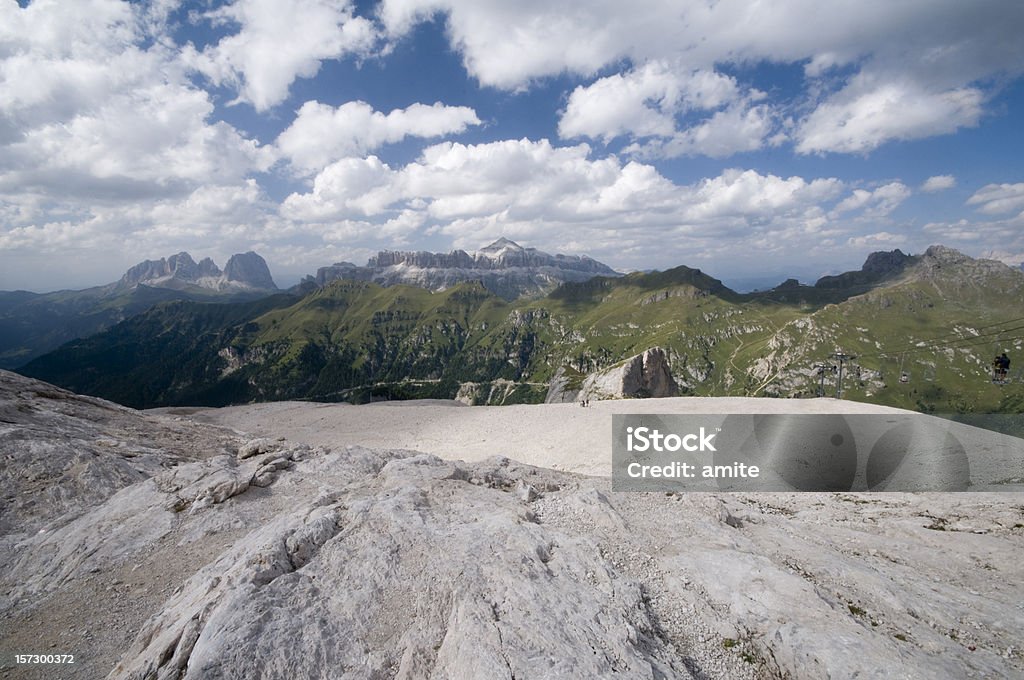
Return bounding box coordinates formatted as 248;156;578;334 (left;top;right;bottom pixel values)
2;0;1023;292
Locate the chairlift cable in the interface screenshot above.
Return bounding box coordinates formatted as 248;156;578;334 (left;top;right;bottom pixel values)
853;316;1024;359
857;323;1024;360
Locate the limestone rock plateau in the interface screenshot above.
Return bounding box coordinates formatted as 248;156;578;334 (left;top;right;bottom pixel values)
1;371;1022;679
310;237;619;299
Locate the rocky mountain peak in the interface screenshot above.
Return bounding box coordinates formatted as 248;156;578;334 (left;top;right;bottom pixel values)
196;257;221;278
814;248;914;289
117;251;277;292
862;248;910;274
921;244;975;266
224;252;278;290
913;245;1023;290
167;252;197;274
478;237;524;254
118;253;206;289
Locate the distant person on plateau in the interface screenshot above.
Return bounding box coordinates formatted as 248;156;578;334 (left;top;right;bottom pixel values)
998;352;1011;382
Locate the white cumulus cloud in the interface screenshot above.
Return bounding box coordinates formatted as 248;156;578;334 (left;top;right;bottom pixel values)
280;138;867;274
830;182;911;219
0;0;281;290
381;0;1024;156
795;78;984;154
277;100;481;174
0;0;272;207
682;169;842;222
281;155;396;220
923;213;1024;263
966;183;1024;216
182;0;377;111
559;63;740;141
626;104;778;160
847;231;907;248
921;175;957;193
558;62;775;159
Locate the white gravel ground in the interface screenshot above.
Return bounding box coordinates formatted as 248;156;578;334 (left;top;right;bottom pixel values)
186;396;907;477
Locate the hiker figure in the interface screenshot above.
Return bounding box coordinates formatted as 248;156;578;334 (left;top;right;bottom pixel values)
998;352;1011;382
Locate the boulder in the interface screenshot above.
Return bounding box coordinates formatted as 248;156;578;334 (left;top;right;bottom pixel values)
577;347;680;401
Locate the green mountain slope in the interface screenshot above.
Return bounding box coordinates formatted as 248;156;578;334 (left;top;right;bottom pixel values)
19;294;299;407
19;246;1024;413
0;283;276;370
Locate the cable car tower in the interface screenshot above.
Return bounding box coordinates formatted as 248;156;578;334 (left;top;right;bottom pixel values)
829;352;855;398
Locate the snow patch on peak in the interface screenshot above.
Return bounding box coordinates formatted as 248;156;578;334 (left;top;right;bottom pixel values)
478;237;525;255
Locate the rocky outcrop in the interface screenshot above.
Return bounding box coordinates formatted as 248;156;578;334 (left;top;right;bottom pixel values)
224;252;278;290
544;365;583;403
0;253;279;370
919;245;1019;280
815;249;913;289
0;372;689;679
454;379;525;405
103;454;691;680
0;370;238;534
811;246;1020;293
862;249;911;274
313;238;620;300
889;246;1024;297
549;347;680;402
116;251;277;292
118;252;205;289
370;249;478;269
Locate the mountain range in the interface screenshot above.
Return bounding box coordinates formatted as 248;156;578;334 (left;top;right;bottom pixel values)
0;251;278;369
306;237;620;299
0;241;615;369
16;244;1024;415
116;251;277;293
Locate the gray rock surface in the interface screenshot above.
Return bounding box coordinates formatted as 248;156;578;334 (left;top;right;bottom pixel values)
0;370;237;535
2;372;1022;680
572;347;681;402
543;365;581;404
106;454;691;680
